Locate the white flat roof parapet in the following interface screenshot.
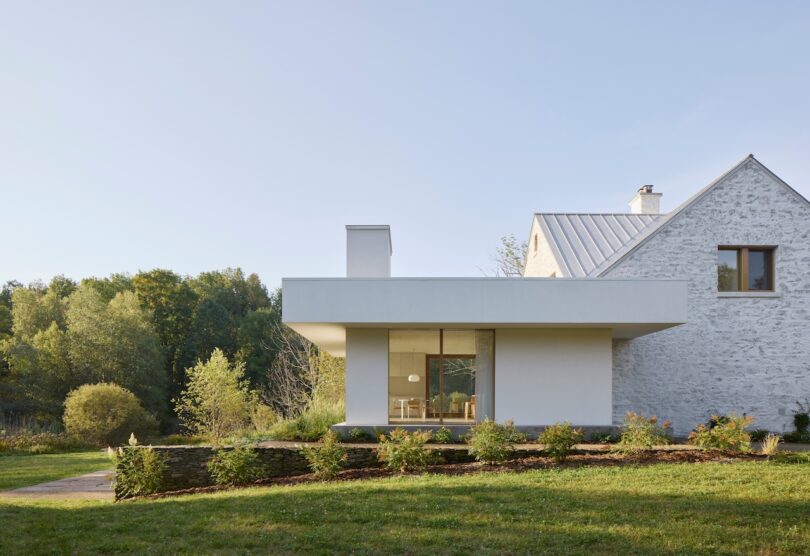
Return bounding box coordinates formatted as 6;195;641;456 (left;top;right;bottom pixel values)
282;278;688;355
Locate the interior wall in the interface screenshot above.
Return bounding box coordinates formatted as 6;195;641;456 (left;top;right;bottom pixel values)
495;328;612;425
345;328;389;425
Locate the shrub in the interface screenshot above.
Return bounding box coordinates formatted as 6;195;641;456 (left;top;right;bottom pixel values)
749;429;769;442
207;447;263;486
538;422;583;463
264;401;345;442
587;431;618;444
614;412;672;455
63;383;157;446
0;431;88;454
466;418;518;465
760;433;781;456
158;434;207;446
790;400;810;442
688;413;753;452
431;426;454;444
377;428;434;473
348;427;372;442
175;349;254;443
116;447;166;498
302;430;347;480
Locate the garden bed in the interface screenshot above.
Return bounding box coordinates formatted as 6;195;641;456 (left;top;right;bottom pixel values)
125;447;767;500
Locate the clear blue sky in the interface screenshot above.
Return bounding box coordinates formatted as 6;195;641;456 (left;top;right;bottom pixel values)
3;1;809;289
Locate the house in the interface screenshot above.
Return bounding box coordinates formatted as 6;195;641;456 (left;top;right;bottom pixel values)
282;155;810;435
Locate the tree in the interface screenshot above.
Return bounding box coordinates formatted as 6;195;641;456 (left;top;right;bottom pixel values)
262;324;345;419
236;307;281;388
493;234;528;277
132;269;198;399
174;348;254;442
67;286;167;415
10;287;67;341
48;275;77;299
80;273;134;303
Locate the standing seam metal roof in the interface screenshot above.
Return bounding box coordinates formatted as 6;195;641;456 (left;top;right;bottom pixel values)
535;213;663;277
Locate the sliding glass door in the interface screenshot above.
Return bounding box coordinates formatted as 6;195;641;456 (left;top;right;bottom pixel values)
388;329;494;424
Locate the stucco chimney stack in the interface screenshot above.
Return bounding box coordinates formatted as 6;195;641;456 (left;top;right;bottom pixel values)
629;185;662;214
346;225;392;278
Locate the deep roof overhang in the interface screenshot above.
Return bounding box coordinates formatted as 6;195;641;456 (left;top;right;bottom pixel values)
282;277;687;356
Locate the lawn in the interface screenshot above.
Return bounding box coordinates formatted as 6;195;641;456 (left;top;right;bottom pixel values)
0;461;808;555
0;451;111;491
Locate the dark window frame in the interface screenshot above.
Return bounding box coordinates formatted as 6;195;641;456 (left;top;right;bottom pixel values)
717;246;776;292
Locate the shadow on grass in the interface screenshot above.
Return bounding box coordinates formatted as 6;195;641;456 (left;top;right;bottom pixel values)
1;464;808;555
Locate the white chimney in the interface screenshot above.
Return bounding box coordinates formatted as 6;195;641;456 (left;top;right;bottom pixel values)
629;185;662;214
346;225;392;277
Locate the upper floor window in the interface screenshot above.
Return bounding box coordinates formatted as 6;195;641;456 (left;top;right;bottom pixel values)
717;246;775;292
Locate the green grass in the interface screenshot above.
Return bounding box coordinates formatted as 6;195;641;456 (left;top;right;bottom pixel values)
0;462;808;554
0;451;112;491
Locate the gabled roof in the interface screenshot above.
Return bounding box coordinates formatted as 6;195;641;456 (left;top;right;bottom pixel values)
597;154;810;276
532;155;810;278
535;213;663;277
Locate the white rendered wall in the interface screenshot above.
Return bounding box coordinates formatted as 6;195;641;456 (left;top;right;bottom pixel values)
523;217;563;277
495;329;612;425
346;226;391;278
345;328;389;425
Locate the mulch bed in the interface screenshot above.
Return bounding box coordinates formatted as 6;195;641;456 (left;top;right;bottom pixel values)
129;449;766;501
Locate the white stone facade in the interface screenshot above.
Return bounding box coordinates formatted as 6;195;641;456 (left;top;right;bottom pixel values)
605;159;810;435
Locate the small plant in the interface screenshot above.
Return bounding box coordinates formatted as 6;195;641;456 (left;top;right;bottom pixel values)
348;427;372;442
431;426;454;444
207;446;263;486
760;433;781;456
538;422;583;463
749;429;769;442
688;413;754;452
614;412;672;455
466;418;518;465
377;428;434;473
588;431;618;444
791;400;810;442
116;447;166;499
302;430;348;480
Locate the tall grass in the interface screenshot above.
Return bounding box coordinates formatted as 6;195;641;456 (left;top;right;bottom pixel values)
265;400;345;442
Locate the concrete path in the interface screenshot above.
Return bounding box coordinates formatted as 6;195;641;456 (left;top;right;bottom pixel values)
0;469;114;501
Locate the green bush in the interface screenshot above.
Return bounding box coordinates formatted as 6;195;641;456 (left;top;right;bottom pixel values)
207;447;263;486
264;401;345;442
466;419;518;465
116;447;166;498
614;412;672;455
538;422;583;463
431;426;454;444
302;430;347;480
587;431;618;444
63;383;157;446
377;428;434;473
348;427;372;442
749;429;769;442
688;413;753;452
0;431;88;454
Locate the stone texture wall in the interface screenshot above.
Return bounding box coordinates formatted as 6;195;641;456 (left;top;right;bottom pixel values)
606;159;810;435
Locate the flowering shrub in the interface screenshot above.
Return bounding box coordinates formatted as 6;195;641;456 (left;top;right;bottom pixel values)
466;419;519;464
614;412;672;455
116;447;166;498
377;428;434;473
688;413;753;452
302;430;348;480
538;422;583;463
